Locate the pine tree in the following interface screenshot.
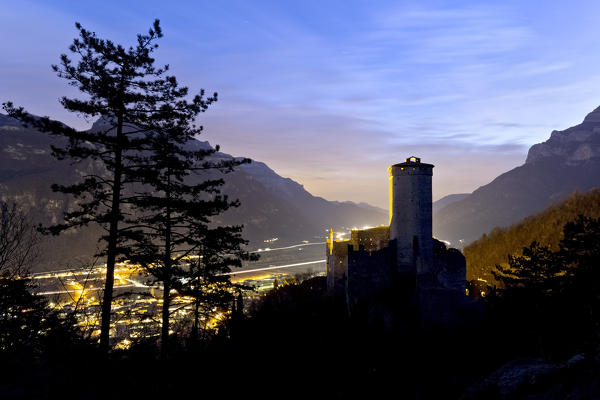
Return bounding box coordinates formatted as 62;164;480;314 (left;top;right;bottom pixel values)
490;217;600;357
559;215;600;355
181;230;256;345
2;19;215;353
491;241;566;295
123;117;255;358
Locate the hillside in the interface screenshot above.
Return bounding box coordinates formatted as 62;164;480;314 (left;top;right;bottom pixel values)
463;188;600;282
0;114;387;271
434;106;600;246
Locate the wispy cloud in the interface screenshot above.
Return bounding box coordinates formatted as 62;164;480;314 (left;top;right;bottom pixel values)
4;1;600;207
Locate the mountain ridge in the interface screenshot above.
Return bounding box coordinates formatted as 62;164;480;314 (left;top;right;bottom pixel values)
434;105;600;246
0;113;387;271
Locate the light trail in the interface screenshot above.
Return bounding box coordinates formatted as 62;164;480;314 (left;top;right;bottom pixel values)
37;260;326;295
123;277;149;288
252;242;325;253
37;284;136;296
31;269;99;279
31;242;326;278
224;259;326;275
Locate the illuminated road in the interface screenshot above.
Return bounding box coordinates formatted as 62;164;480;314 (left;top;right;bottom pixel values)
223;259;326;275
35;259;326;294
252;242;325;253
37;284;136;296
31;240;328;296
34;241;326;277
29;240;329;348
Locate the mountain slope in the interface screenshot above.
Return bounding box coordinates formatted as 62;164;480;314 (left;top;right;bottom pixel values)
0;114;387;270
432;193;469;214
434;106;600;246
463;188;600;282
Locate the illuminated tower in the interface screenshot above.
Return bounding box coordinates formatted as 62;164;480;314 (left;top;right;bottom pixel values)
388;156;434;281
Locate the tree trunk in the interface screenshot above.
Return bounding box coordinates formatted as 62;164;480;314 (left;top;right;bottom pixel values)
99;112;124;354
191;297;200;343
161;276;171;360
160;174;172;360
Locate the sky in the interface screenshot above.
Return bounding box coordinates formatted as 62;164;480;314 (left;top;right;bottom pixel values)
2;1;600;208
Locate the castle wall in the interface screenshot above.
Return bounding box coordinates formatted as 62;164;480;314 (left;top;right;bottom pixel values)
326;239;349;295
432;239;466;294
325;156;467;329
327;226;390;294
420;239;467;328
346;242;396;321
350;226;389;252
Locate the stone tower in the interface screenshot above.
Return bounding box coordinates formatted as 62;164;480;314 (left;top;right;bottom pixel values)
388;156;434;283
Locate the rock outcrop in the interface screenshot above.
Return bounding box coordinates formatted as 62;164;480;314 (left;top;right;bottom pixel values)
434;106;600;246
526;106;600;164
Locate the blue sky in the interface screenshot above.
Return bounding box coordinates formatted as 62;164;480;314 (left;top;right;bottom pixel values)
3;1;600;207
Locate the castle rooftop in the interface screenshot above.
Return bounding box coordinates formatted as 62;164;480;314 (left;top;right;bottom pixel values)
391;156;434;169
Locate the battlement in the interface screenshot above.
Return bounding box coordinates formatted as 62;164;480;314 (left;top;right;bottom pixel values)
350;226;389;252
326;235;350;256
389;156;434;177
326;229;350;294
325;156;466;328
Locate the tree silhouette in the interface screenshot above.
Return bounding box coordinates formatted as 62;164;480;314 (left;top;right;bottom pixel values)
122;116;255;358
180;229;256;345
560;215;600;356
0;201;42;354
0;200;84;361
0;201;39;277
492;241;566;294
3;19;217;353
490;215;600;358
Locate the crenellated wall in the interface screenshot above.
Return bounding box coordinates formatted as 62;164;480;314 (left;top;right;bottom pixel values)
326;226;390;295
326;234;350;295
349;226;389;252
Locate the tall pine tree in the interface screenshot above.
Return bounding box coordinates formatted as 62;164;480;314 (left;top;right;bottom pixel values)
3;20;221;353
123;120;255;358
181;227;255;345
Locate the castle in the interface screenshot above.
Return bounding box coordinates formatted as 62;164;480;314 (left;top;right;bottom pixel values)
326;156;466;327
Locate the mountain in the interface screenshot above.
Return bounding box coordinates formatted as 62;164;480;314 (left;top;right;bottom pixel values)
0;114;387;271
434;106;600;247
463;188;600;282
432;193;469;214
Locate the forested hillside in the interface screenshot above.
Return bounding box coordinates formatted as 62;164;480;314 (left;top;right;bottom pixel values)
464;188;600;282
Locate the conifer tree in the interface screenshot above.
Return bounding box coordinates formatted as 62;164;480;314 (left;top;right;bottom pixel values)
180;230;256;345
491;241;566;295
123;119;255;358
3;19;217;353
489;216;600;357
559;215;600;353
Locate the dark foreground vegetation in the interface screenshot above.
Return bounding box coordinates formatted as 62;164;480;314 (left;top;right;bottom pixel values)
2;214;599;399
